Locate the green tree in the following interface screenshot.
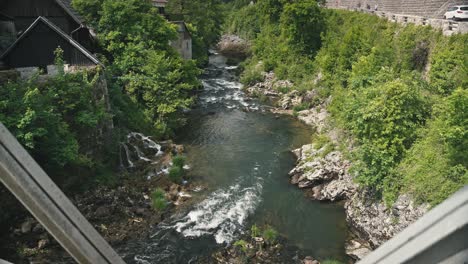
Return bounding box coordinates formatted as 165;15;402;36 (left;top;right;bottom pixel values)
280;0;324;55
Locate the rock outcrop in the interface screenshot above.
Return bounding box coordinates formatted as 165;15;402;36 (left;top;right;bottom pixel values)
217;35;251;58
289;142;430;260
345;191;429;249
289;144;356;202
243;65;430;261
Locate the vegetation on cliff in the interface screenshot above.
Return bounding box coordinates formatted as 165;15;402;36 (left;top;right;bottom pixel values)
226;0;467;205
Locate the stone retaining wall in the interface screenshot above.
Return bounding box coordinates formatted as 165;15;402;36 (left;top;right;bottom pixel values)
326;1;468;35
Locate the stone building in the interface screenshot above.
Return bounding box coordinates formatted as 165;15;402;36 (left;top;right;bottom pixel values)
152;0;193;60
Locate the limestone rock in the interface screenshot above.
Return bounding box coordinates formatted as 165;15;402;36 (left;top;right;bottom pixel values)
345;239;372;260
289;144;355;201
21;218;35;234
345;191;429;249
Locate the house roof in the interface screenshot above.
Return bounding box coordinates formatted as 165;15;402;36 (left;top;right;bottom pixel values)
55;0;85;26
0;11;13;21
0;16;102;66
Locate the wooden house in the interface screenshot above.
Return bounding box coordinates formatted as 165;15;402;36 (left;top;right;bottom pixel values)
0;16;102;70
0;12;15;54
0;0;99;73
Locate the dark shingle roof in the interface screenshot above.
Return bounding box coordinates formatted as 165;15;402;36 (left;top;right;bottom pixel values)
55;0;85;26
0;16;102;66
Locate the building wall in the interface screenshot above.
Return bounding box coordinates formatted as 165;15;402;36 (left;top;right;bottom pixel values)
0;20;15;53
3;22;96;69
170;23;192;60
326;0;468;18
0;0;78;33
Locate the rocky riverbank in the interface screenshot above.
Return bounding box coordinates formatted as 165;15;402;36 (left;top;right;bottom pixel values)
1;134;198;263
209;225;325;264
243;70;430;261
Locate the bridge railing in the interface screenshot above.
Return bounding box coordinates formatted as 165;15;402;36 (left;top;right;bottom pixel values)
357;185;468;264
0;122;126;264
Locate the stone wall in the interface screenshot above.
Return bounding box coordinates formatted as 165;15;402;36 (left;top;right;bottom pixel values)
326;0;468;35
326;0;468;18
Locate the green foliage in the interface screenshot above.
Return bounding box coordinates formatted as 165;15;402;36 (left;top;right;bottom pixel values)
228;5;466;205
429;34;468;95
250;224;260;237
292;102;310;113
262;226;278;244
168;166;184;183
167;0;224;64
72;0;202;137
400;88;468;205
240;62;264;85
233;239;249;252
280;0;324;55
341;79;429;195
322;260;344;264
0;63;112;186
151;188;168;211
172;155;186;168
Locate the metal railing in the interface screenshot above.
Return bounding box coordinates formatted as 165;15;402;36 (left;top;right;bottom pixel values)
357;186;468;264
0;122;125;264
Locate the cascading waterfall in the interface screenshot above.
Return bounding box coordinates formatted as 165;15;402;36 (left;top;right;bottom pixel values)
121;143;134;168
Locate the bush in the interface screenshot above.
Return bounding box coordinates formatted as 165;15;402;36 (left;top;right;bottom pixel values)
151;188;167;211
262;226;278;244
172;155;186;168
233;239;249;253
168;166;184;183
240;66;264;85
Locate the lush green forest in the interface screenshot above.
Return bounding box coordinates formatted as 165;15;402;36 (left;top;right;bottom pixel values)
225;0;467;205
0;0;225;190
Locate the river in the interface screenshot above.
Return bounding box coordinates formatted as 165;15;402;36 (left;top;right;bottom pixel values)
119;53;348;263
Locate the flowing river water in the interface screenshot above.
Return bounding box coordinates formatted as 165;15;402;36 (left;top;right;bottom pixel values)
119;53;348;263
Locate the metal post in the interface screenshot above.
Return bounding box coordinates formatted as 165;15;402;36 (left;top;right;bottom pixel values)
0;123;125;264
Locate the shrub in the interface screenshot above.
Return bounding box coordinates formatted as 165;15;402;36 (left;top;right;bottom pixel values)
168;166;184;183
262;226;278;244
151;188;167;211
250;224;260;237
240;66;264;85
172;155;186;168
233;239;249;253
292;102;310;113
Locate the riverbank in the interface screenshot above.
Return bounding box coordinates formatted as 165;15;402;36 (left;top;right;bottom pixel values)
1;136;197;263
241;69;430;261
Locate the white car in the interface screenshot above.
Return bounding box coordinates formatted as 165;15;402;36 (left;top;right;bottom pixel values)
444;5;468;21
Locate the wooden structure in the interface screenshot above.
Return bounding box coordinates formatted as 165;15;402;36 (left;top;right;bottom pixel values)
0;122;125;264
0;16;101;69
0;0;99;70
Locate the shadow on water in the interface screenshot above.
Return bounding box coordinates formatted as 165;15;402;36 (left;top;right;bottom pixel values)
119;53;348;263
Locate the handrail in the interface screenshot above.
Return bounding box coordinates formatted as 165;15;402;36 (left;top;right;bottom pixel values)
0;123;126;264
357;186;468;264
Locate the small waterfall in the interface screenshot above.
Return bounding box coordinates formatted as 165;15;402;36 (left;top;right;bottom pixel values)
121;143;134;168
133;145;152;162
128;132;164;156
